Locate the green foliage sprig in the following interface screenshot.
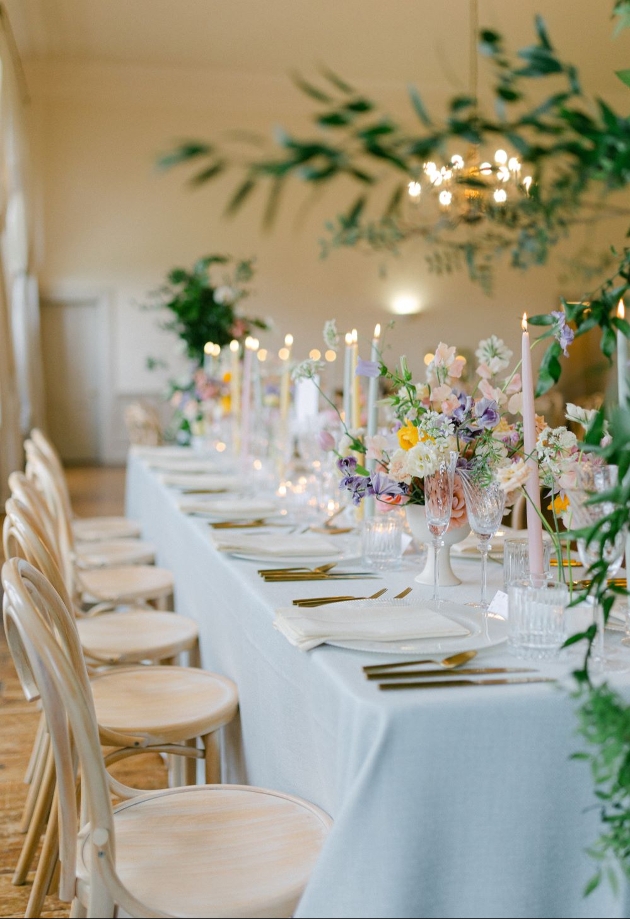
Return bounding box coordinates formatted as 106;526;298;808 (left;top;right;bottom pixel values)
142;255;268;367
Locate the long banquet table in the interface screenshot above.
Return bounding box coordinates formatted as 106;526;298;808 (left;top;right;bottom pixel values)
126;449;630;919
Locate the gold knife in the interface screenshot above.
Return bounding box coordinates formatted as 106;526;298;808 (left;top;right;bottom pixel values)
368;667;536;680
379;677;556;690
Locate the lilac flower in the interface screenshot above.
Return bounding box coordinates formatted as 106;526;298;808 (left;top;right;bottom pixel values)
551;310;575;357
451;393;473;426
337;455;358;475
473;398;500;430
340;474;369;505
366;472;409;499
355;358;380;378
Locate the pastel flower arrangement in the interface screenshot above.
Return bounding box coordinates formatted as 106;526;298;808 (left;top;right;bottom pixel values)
330;336;526;514
165;369;224;444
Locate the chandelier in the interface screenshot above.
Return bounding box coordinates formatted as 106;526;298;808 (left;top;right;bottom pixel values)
405;0;533;226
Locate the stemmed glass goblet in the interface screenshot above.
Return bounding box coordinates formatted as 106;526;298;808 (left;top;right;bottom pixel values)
566;465;626;575
424;451;458;605
457;470;505;608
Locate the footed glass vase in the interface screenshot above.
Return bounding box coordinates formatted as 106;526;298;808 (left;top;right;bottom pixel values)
405;505;469;587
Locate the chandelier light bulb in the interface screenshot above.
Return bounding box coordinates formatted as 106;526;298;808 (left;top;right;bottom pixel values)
498;166;510;182
523;176;533;193
408;180;422;198
508;157;520;172
439;190;453;207
480;162;492;176
424;161;437;177
493;188;507;204
451;154;464;169
494;149;508;165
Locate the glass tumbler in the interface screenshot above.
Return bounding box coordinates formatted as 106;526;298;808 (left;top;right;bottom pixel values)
362;514;403;571
507;578;569;660
503;537;552;590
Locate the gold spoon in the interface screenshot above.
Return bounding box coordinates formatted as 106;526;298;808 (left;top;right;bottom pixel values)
363;649;477;675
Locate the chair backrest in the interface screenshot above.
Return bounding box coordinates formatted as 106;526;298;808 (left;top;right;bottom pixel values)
8;467;76;599
29;430;75;522
2;559;107;903
4;496;74;615
124;401;163;446
24;440;76;587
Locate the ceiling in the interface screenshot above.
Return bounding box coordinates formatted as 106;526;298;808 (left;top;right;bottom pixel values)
5;0;630;102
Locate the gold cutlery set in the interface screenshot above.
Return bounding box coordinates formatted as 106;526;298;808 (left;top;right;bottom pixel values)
292;587;412;608
258;562;379;583
363;650;554;691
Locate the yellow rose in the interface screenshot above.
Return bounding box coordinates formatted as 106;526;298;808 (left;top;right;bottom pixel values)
397;422;419;451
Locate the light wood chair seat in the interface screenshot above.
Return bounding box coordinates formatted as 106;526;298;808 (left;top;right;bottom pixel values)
75;538;156;568
79;564;174;606
76;611;199;665
89;666;237;744
76;784;330;918
72;516;142;543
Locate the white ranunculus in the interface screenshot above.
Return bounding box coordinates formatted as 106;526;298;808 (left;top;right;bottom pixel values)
475;335;513;373
496;459;530;493
404;441;441;479
323;319;340;350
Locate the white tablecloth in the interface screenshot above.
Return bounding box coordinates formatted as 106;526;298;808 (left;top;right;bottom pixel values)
126;451;630;919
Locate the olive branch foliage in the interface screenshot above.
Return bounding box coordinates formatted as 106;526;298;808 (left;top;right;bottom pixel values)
160;1;630;893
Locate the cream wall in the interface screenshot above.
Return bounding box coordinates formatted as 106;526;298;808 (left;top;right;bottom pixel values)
29;59;626;452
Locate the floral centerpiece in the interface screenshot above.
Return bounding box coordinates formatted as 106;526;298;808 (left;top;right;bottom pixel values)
142;254;269;442
333;335;523;516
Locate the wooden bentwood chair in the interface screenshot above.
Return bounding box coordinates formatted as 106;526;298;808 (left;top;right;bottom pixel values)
2;558;332;918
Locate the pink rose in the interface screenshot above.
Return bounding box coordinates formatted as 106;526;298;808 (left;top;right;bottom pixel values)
448;478;468;530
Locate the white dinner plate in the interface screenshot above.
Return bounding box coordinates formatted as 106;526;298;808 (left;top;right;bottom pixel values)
229;551;346;565
182;499;280;520
329;602;507;655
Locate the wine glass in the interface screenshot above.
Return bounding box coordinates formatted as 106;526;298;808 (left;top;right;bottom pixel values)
566;465;626;576
458;470;505;608
424;451;457;604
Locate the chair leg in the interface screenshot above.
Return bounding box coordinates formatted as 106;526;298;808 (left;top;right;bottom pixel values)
20;730;50;833
70;898;87;919
25;793;59;918
203;731;221;784
24;712;46;784
188;638;201;669
155;593;171;611
13;748;55;885
184;739;198;785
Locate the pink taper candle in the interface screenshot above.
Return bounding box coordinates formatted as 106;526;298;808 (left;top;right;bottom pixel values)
521;313;544;577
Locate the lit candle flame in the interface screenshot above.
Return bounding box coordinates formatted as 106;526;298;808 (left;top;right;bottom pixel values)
521;313;528;332
618;299;625;320
351;328;358;343
204;341;214;354
345;332;353;345
374;323;381;339
285;334;294;347
229;339;239;353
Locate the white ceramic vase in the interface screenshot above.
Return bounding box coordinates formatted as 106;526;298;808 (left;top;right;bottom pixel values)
405;504;470;587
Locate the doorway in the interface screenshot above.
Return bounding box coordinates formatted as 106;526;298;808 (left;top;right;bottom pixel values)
40;295;109;463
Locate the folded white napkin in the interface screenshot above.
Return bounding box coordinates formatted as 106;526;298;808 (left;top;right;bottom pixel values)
451;527;525;557
160;472;241;491
275;600;470;651
179;497;279;519
213;533;340;557
146;457;223;473
133;445;193;458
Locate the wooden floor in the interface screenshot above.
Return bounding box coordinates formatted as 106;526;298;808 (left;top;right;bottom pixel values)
0;466;167;918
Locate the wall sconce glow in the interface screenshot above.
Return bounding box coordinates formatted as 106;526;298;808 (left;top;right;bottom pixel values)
309;349;321;360
325;349;337;362
391;294;421;316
